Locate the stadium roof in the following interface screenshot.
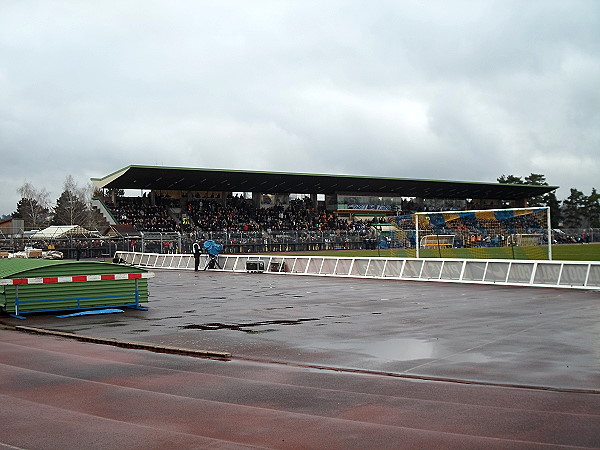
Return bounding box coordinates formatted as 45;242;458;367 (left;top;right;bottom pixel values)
91;165;557;200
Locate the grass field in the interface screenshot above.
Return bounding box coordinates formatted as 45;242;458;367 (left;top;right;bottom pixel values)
274;243;600;261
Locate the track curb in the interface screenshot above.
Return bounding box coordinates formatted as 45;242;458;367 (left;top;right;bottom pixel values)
13;325;232;360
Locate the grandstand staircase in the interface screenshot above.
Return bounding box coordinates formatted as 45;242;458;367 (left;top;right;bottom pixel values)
91;197;118;226
89;205;111;232
168;207;183;227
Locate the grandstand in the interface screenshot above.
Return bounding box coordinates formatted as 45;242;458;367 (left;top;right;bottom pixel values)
88;165;557;257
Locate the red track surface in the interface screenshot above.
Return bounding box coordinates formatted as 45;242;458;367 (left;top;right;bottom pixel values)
1;328;599;449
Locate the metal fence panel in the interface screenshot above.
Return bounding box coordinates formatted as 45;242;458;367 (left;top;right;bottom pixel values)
114;251;600;290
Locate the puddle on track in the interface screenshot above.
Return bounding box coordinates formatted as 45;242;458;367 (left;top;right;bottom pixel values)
341;338;494;363
333;338;440;361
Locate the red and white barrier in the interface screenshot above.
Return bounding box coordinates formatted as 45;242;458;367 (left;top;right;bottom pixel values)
0;272;154;286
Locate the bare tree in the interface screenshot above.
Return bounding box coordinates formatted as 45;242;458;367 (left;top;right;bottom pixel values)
13;182;52;230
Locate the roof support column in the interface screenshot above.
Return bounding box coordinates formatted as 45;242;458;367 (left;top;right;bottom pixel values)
325;194;336;212
252;192;261;209
414;197;424;210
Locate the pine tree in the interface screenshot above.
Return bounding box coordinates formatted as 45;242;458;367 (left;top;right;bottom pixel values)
52;175;89;226
522;173;548;207
497;173;561;226
53;191;88;226
584;188;600;228
562;189;586;228
545;192;561;228
497;174;524;184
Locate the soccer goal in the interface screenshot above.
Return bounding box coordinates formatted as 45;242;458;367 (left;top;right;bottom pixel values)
419;235;455;248
507;234;543;247
391;207;552;260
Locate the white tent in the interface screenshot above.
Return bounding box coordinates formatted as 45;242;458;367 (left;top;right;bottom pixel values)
31;225;101;239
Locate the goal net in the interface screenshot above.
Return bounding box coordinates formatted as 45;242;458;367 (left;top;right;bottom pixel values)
389;207;551;260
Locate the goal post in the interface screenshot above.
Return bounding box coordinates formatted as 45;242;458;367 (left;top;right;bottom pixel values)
391;207;552;260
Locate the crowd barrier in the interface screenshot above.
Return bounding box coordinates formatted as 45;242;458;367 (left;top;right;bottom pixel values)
114;251;600;291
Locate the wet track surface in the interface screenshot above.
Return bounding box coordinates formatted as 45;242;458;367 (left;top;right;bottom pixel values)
1;269;600;448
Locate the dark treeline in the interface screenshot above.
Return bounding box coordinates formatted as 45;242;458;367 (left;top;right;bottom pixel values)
497;173;599;229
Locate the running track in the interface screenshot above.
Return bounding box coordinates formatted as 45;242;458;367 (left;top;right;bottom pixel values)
1;328;599;449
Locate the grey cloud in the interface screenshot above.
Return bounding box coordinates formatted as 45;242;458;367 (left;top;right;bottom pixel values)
1;0;599;214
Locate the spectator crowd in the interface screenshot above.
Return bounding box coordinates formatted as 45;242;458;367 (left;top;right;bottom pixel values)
107;195;380;234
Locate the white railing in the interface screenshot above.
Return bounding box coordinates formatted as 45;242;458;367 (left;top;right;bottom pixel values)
114;252;600;290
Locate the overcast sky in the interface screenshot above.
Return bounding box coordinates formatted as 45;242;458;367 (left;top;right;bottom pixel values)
1;0;599;216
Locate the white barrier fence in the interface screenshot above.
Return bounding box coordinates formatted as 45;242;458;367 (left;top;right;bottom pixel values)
115;251;600;290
